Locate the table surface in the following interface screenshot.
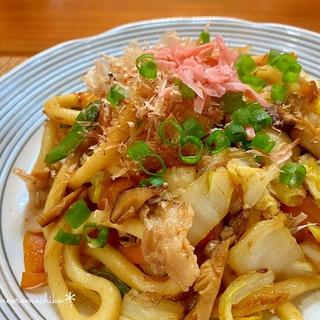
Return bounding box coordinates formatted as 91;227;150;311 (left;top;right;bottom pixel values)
1;0;320;76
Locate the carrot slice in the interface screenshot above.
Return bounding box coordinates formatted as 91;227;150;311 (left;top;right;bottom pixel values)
21;232;47;288
21;272;47;289
281;195;320;246
281;195;320;225
118;242;147;265
23;231;46;274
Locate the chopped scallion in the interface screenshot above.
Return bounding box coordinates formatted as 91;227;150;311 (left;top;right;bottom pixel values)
274;53;297;72
245;101;261;112
235;54;256;78
181;116;205;139
83;223;109;248
138;152;166;176
221;91;245;113
127;141;166;177
268;50;302;84
250;132;276;153
271;84;287;103
54;229;82;245
45;100;100;163
127;141;151;160
199;30;210;44
206;130;231;153
106;84;127;106
139;61;158;79
138;175;164;187
268;49;281;66
250;109;272;131
225;123;247;144
241;74;266;91
232;107;252;127
282;63;302;83
174;78;195;99
178;135;204;164
136;54;158;79
89;268;130;297
158;119;184;146
65;198;91;229
279;162;306;187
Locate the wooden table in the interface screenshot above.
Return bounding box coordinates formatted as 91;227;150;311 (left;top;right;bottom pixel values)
1;0;320;76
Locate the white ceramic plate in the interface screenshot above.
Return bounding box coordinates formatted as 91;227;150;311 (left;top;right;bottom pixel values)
1;17;320;319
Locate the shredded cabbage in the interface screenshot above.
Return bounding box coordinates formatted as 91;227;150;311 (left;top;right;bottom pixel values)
218;269;275;320
119;289;184;320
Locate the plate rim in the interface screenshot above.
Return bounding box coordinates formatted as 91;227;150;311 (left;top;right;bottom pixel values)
2;16;320;82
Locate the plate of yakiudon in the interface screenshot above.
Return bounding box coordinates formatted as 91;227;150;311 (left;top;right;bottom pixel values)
1;17;320;320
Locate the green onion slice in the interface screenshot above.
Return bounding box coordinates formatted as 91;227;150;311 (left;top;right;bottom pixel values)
271;84;288;103
279;162;306;187
181;116;206;139
241;74;266;92
138;152;166;176
54;229;82;245
138;175;164;187
136;54;156;68
206;129;231;154
83;222;109;248
127;141;166;176
232;107;252;127
282;63;302;83
106;84;127;106
225;123;247;144
158;119;184;146
136;54;158;79
245;102;262;112
199;30;210;44
45;100;100;164
206;129;231;153
274;53;297;71
250;109;272;131
235;53;266;91
250;132;276;153
174;78;196;99
235;54;256;77
268;50;302;84
221;91;245;113
89;269;130;297
126;141;151;160
65;198;91;229
178;135;204;164
268;49;282;66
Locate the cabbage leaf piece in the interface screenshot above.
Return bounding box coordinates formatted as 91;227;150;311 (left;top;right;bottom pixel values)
120;289;184;320
227;214;316;280
179;168;234;246
299;153;320;206
226;159;279;209
218;269;275;320
232;276;320;316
